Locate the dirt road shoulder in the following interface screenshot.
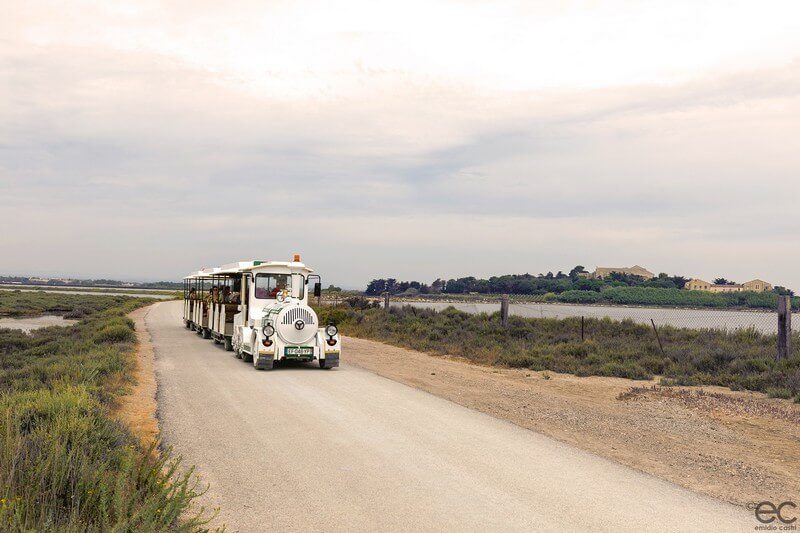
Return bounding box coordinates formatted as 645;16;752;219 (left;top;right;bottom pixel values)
113;303;160;448
343;335;800;506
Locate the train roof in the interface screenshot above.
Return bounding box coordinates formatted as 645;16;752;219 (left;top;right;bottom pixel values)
183;257;313;279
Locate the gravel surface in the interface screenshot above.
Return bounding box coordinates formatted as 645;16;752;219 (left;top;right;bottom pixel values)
148;301;751;532
342;338;800;507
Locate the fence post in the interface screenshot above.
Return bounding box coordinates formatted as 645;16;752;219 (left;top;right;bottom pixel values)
651;319;665;356
777;296;792;360
500;294;509;327
384;291;390;311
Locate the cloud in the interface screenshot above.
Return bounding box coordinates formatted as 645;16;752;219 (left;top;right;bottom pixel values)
1;2;800;289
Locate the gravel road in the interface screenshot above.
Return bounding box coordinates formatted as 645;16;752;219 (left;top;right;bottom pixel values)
149;301;752;532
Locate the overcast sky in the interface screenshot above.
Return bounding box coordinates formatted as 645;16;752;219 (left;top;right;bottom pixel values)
1;1;799;289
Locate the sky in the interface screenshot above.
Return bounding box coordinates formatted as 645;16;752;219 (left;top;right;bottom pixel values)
1;1;799;290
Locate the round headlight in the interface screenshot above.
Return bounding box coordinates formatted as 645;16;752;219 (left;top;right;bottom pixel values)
325;324;338;337
262;324;275;337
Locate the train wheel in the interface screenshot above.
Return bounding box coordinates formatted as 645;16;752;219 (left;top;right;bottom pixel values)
319;354;339;369
233;337;242;358
255;355;274;370
242;340;254;363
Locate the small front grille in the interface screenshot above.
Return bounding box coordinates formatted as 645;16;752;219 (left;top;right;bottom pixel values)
281;307;315;326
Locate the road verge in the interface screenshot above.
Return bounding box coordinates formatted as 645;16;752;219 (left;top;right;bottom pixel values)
113;303;160;448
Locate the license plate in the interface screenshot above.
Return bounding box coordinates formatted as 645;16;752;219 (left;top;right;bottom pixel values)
284;346;314;357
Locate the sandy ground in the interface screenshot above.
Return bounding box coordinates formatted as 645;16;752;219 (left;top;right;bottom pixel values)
113;305;160;448
343;335;800;507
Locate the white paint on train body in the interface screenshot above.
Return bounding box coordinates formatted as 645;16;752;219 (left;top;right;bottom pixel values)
182;255;340;370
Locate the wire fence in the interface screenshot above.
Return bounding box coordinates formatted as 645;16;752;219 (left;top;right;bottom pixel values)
324;293;787;334
322;292;797;363
385;297;784;335
388;294;797;358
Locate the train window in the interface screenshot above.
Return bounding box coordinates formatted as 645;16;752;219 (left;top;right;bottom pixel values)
254;274;292;299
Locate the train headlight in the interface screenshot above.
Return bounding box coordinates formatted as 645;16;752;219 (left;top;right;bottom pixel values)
325;325;338;337
262;324;275;337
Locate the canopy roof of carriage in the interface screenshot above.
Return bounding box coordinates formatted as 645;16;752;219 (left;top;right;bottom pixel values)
183;257;313;280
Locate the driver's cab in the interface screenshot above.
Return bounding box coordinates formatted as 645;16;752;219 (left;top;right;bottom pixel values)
233;257;319;339
252;271;304;302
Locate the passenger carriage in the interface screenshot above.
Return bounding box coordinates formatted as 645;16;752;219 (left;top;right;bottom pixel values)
182;255;340;370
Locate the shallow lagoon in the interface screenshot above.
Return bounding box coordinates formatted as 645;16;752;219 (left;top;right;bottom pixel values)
0;315;78;333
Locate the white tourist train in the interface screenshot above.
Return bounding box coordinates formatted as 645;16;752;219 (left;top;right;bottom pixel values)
182;255;340;370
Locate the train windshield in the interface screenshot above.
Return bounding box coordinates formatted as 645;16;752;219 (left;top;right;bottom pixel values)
254;274;292;299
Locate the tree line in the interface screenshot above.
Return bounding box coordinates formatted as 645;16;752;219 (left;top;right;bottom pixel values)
364;266;795;297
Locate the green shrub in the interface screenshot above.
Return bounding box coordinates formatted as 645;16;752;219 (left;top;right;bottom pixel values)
766;387;793;399
323;302;800;397
597;361;651;380
0;291;211;531
0;387;207;531
557;290;602;303
551;285;797;310
93;324;135;344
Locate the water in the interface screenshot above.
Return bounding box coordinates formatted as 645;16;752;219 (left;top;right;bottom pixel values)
0;287;172;299
392;301;788;335
0;315;78;333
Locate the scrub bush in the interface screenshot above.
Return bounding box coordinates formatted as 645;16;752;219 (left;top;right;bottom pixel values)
0;291;212;532
554;286;800;310
323;302;800;396
93;323;136;344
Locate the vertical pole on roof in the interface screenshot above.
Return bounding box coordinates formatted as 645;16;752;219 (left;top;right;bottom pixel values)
500;294;509;327
777;296;792;361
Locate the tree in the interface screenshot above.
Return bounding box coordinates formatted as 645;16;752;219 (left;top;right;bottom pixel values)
774;286;795;297
430;279;445;293
713;278;736;285
669;276;688;289
568;265;588;278
365;279;387;295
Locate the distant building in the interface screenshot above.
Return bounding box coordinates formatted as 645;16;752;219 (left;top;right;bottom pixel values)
685;279;773;293
592;265;655;280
